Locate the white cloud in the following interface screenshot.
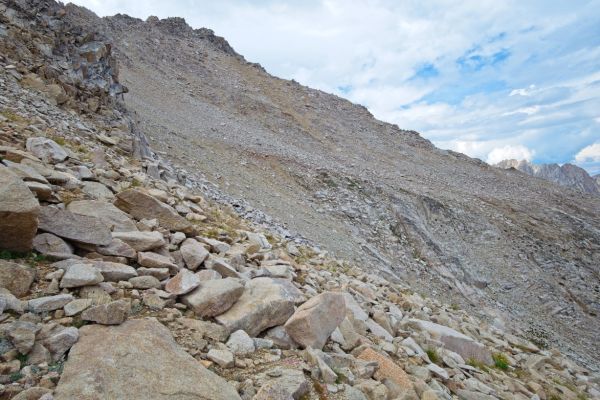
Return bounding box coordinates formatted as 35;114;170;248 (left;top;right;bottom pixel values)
575;143;600;163
69;0;600;172
487;145;535;164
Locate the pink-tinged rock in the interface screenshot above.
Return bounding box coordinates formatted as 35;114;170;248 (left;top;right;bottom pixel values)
165;269;200;295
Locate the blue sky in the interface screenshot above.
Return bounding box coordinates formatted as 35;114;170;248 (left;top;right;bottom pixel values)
71;0;600;174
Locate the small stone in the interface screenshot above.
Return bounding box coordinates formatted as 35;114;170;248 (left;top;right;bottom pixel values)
226;330;256;355
111;231;165;251
60;264;104;288
207;349;234;368
0;260;36;297
180;238;209;270
81;299;131;325
137;251;177;270
32;233;73;257
64;299;93;316
29;294;74;313
129;275;161;289
7;321;40;354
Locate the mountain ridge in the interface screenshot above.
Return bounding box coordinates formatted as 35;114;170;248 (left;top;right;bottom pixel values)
55;8;600;369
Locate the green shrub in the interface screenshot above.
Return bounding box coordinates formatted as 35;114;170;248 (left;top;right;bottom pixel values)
426;348;440;364
492;353;509;370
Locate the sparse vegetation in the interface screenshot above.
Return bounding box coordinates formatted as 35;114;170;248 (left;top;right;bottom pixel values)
492;353;509;370
426;348;440;364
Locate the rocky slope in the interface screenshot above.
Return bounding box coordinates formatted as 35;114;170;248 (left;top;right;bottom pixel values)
53;4;600;370
0;1;599;400
495;159;600;196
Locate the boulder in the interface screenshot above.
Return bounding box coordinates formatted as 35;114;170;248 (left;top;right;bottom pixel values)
67;200;138;232
253;369;310;400
180;238;209;270
28;294;74;313
7;321;40;354
91;261;137;281
60;263;104;288
165;269;200;295
94;239;137;258
64;299;94;316
226;330;255;355
284;291;345;350
25;137;68;163
137;251;177;270
38;324;79;361
53;318;241;400
81;181;114;200
129;276;161;289
81;299;131;325
0;168;39;252
114;189;193;233
358;348;414;393
406;319;494;365
38;206;112;246
0;260;36;297
111;231;165;251
216;277;298;336
182;277;244;317
32;233;73;257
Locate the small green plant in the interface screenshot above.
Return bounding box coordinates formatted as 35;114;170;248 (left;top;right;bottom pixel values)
16;352;28;368
467;357;489;372
48;360;64;374
492;353;509;370
450;303;460;311
72;318;89;329
426;348;440;364
10;372;23;382
0;250;28;259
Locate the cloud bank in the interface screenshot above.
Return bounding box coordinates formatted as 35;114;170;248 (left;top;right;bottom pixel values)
70;0;600;174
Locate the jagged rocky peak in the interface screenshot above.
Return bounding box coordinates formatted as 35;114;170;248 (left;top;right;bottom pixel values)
495;158;600;195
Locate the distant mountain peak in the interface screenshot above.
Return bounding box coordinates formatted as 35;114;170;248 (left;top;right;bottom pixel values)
495;159;600;195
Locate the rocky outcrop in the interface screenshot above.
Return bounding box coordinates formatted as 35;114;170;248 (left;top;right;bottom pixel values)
54;318;241;400
0;168;40;252
495;159;600;195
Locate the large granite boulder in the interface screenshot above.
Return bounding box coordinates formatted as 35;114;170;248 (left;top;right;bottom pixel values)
216;277;302;336
114;189;193;233
284;291;345;350
53;318;241;400
25;137;68;164
38;206;112;246
0;168;39;252
67;200;138;232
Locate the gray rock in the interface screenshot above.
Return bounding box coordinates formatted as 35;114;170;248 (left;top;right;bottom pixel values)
180;238;209;270
216;277;297;336
94;239;137;258
284;291;345;350
32;233;73;257
129;275;161;289
0;260;36;297
253;369;310;400
38;206;112;246
53;318;241;399
111;231;165;251
137;251;178;270
165;269;200;295
114;189;193;233
25;137;68;163
60;263;104;288
0;168;39;252
182;277;243;318
226;330;255;355
137;267;170;280
67;200;138;232
91;261;138;281
64;299;93;316
7;321;40;354
39;325;79;361
81;299;131;325
28;294;74;313
265;325;298;349
207;348;234;368
12;387;52;400
81;181;114;200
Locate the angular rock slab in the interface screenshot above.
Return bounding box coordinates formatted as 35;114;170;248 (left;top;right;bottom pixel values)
284;291;345;350
0;260;36;297
53;318;241;400
114;189;193;233
216;277;299;336
67;200;138;232
38;206;112;246
407;319;493;365
165;269;200;295
182;277;244;317
111;231;165;251
0;168;39;252
25;137;68;163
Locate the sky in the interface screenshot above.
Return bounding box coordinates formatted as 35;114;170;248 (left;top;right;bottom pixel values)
71;0;600;175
